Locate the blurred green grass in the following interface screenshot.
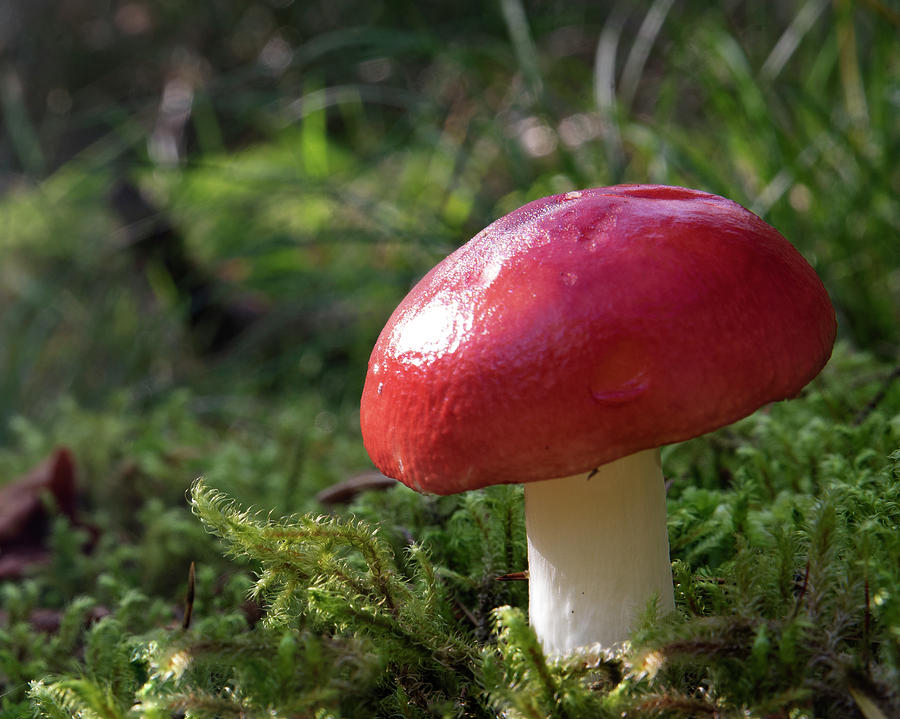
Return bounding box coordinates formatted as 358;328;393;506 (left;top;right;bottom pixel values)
1;1;896;435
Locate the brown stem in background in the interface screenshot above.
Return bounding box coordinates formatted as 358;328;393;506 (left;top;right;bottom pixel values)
182;561;196;630
108;178;265;355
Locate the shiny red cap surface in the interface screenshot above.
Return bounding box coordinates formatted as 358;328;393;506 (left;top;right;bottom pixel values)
360;185;836;494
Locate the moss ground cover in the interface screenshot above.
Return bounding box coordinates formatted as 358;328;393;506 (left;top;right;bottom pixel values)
5;346;899;717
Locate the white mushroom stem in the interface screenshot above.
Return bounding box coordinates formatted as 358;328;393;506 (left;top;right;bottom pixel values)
524;448;675;655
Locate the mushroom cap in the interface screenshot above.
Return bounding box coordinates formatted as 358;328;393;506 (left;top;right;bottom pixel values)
360;185;836;495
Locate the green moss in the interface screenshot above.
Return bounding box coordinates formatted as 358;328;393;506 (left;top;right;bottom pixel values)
16;346;899;718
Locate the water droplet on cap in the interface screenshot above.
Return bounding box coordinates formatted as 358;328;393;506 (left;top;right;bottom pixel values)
589;338;650;404
591;376;649;404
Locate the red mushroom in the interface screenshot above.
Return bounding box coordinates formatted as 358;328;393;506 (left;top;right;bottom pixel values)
360;185;836;654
